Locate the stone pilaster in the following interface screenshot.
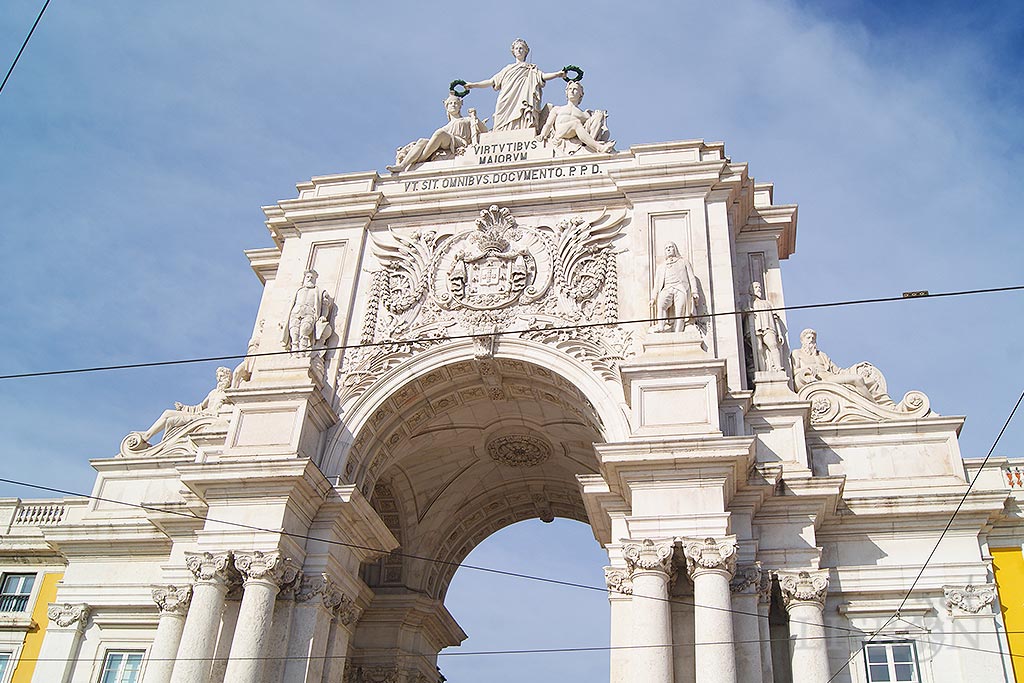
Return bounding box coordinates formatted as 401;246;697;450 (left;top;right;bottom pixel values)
223;551;299;683
31;603;89;683
171;551;236;683
683;536;738;683
754;569;774;683
623;539;674;683
777;569;830;683
284;573;347;683
729;563;766;683
321;582;363;683
142;585;192;683
264;570;302;683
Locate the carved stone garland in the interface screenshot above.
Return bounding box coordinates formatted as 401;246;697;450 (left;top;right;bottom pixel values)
341;205;631;402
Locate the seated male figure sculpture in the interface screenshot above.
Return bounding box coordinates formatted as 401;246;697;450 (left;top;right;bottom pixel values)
540;81;614;154
388;94;488;173
649;242;699;333
138;366;232;445
791;328;873;396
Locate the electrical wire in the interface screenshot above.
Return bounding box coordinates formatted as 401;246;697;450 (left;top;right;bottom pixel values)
0;0;51;96
2;283;1022;381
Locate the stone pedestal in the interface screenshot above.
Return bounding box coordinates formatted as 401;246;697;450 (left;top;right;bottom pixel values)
142;586;191;683
778;570;830;683
223;551;298;683
31;603;89;683
752;371;795;403
171;552;234;683
623;540;674;683
684;537;738;683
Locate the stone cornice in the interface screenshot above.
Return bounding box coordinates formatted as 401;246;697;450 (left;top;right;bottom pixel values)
777;569;829;609
682;536;737;579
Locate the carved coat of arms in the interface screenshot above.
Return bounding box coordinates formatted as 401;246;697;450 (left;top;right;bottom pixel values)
342;205;630;401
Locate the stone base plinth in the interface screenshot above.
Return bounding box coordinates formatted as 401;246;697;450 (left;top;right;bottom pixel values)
752;371;796;403
641;327;706;359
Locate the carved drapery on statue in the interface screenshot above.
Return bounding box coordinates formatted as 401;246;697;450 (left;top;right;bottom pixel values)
791;328;931;423
342;205;630;402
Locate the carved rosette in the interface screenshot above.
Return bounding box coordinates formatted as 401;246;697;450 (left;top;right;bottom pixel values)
682;536;737;579
604;567;633;595
184;551;235;585
233;551;300;587
623;539;674;577
486;434;551;467
730;562;764;594
152;585;192;616
777;569;829;609
47;602;90;628
944;584;996;616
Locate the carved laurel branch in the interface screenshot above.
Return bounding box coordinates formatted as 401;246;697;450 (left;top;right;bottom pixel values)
943;584;996;615
777;569;829;608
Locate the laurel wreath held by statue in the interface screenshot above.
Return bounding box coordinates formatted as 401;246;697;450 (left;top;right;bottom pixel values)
449;79;470;98
562;65;584;82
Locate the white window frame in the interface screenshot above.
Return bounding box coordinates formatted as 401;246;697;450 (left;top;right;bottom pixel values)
97;649;146;683
0;573;37;614
863;640;922;682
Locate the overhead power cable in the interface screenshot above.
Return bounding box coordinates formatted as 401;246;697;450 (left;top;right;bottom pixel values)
824;385;1024;683
0;0;52;96
1;283;1022;380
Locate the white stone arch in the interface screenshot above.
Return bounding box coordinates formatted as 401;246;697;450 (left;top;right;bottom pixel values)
319;336;631;482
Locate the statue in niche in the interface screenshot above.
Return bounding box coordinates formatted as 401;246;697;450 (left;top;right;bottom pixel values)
745;282;785;373
540;81;614;154
135;367;232;446
387;94;488;173
463;38;566;133
282;269;333;354
649;242;700;333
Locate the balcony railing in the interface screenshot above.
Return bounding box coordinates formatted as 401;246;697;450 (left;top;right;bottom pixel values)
1007;466;1024;489
12;503;66;527
0;594;29;612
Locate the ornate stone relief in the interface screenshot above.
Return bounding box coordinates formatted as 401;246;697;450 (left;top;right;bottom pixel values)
344;665;401;683
47;602;89;628
119;366;231;458
777;569;829;608
792;328;931;423
233;551;300;587
604;567;633;595
623;539;674;576
342;205;630;401
486;434;552;467
682;537;737;578
152;585;192;616
943;584;996;615
184;551;236;585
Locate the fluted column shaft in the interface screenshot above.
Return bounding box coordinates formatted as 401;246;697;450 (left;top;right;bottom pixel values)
684;536;738;683
142;586;192;683
171;552;234;683
778;569;830;683
223;551;299;683
623;539;674;683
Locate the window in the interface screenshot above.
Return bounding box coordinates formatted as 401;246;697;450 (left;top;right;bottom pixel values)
0;652;11;678
99;651;144;683
0;574;35;612
864;641;921;682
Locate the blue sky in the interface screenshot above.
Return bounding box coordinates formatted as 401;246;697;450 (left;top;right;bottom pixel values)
1;2;1022;681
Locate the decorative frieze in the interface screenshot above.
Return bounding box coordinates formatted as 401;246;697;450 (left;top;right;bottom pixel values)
623;539;674;576
151;584;192;616
944;584;996;616
233;551;301;587
184;550;235;584
47;602;89;628
777;569;829;609
604;567;633;595
682;536;737;579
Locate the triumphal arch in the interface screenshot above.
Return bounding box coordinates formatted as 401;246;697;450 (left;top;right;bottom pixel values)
6;39;1024;683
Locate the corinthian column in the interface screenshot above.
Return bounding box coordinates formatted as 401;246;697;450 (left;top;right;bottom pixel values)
142;585;192;683
623;539;675;683
222;551;300;683
171;551;235;683
30;603;89;683
777;569;830;683
683;536;738;683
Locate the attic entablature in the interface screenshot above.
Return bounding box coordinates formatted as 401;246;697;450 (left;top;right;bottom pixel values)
738;203;798;259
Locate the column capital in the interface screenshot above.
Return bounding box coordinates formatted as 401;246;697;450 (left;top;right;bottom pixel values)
943;584;997;616
623;539;674;577
184;550;236;585
777;569;829;609
296;572;337;605
331;592;362;626
234;550;301;587
604;567;634;595
682;535;737;579
152;584;193;616
47;602;90;629
730;562;767;596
